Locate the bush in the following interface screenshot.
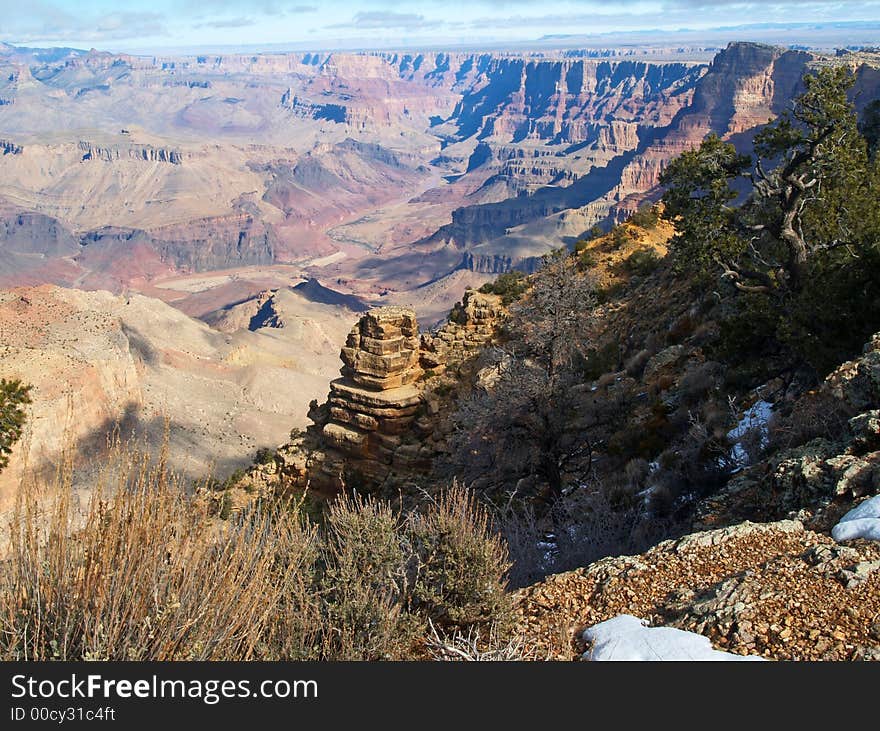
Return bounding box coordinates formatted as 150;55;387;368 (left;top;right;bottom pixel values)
629;204;660;229
409;485;515;637
578;249;598;269
319;493;416;660
623;247;663;276
254;447;275;465
611;225;638;248
0;455;517;661
498;481;686;588
0;378;31;473
478;271;529;305
1;451;295;660
582;341;621;381
595;281;626;303
624;349;652;378
678;362;719;404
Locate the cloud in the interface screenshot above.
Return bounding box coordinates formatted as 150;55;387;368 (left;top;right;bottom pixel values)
194;17;258;30
328;11;444;31
462;1;880;32
0;2;169;43
182;1;316;16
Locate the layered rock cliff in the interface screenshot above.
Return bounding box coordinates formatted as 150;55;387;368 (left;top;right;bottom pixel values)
77;141;185;164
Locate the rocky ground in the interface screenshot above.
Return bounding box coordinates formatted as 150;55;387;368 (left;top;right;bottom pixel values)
516;519;880;661
516;329;880;661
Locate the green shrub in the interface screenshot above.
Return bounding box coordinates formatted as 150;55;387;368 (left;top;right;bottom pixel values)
578;249;598;269
478;270;529;305
0;378;31;473
611;225;639;248
595;281;627;304
624;247;663;276
254;447;275;465
408;485;515;637
629;204;660;229
218;492;234;519
319;494;417;660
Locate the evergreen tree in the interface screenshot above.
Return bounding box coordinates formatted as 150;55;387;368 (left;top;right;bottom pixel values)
0;379;32;473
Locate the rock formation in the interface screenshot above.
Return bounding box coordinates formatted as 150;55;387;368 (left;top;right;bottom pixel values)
77;141;184;164
316;306;426;487
243;289;505;500
420;289;505;374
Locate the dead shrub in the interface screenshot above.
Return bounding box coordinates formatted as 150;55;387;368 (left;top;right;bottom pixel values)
0;454;518;661
0;448;300;661
679;362;720;403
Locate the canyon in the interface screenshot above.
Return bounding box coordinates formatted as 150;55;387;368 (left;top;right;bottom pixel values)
6;41;879;312
2;40;879;503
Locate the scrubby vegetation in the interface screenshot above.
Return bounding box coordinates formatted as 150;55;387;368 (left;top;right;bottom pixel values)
450;251;597;503
623;247;663;276
441;65;880;585
0;378;31;473
628;204;660;229
477;270;529;305
0;452;514;661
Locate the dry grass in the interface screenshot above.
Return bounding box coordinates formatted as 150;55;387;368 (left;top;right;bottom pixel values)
0;446;516;661
0;440;318;660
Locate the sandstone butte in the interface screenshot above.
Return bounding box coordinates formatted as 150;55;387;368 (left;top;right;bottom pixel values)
236;288;504;503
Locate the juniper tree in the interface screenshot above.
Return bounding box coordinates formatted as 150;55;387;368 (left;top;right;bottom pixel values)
660;65;880;372
661;66;870;296
0;378;32;473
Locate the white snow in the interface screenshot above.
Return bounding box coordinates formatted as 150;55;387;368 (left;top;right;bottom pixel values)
582;615;765;661
832;495;880;542
727;399;774;470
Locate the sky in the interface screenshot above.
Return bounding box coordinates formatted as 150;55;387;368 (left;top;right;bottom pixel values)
0;1;879;52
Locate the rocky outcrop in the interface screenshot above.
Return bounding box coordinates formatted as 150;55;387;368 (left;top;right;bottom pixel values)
420;289;505;373
243;289;505;499
695;332;880;532
459;251;543;274
0;139;21;155
80;213;275;273
298;307;430;491
0;205;80;257
77;141;184;164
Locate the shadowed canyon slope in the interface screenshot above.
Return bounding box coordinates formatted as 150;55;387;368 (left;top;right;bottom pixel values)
0;283;361;510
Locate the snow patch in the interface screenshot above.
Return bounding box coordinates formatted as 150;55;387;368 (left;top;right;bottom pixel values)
582;614;765;661
832;495;880;542
727;399;773;470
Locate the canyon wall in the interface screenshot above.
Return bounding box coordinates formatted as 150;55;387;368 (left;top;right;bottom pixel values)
1;42;878;305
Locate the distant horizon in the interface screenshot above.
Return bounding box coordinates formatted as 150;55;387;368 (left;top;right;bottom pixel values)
0;1;878;55
1;20;879;58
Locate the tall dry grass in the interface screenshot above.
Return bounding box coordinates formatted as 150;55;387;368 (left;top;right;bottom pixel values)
0;443;517;661
0;441;318;660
